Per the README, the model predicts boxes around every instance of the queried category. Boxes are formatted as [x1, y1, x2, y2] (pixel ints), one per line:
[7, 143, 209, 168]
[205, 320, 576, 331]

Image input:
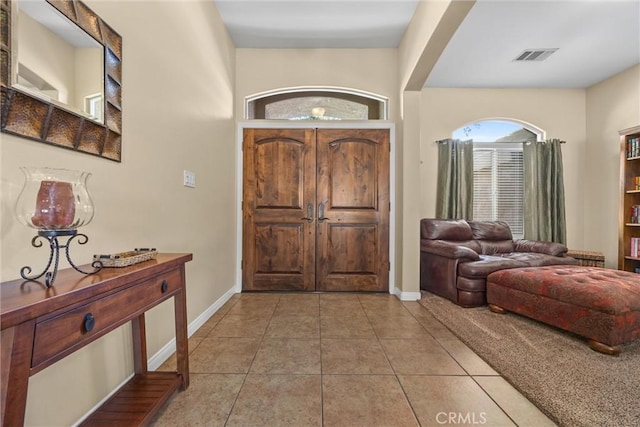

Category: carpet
[418, 292, 640, 427]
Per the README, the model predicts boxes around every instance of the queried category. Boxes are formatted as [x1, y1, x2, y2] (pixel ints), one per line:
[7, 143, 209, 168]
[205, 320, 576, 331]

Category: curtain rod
[434, 139, 566, 143]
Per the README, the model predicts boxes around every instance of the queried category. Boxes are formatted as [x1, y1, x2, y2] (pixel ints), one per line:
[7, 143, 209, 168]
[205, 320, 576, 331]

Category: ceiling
[426, 0, 640, 88]
[213, 0, 640, 89]
[213, 0, 420, 48]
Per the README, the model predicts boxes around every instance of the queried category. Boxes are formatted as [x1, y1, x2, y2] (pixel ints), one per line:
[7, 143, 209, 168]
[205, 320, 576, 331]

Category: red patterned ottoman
[486, 266, 640, 355]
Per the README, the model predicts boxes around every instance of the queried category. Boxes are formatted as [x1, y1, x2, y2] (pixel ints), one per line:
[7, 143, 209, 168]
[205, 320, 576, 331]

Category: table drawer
[32, 268, 182, 369]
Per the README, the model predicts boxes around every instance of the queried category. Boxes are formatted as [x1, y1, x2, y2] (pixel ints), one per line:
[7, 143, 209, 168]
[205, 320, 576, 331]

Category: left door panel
[242, 128, 317, 291]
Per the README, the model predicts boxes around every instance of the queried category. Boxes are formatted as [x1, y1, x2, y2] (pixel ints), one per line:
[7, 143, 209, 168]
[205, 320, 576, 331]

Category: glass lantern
[15, 167, 101, 287]
[16, 167, 95, 233]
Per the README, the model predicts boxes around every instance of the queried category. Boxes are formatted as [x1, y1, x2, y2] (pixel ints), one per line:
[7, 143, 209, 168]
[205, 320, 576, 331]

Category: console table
[1, 253, 192, 426]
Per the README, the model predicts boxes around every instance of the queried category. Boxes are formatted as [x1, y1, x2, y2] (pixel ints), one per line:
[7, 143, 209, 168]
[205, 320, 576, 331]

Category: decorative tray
[93, 248, 157, 268]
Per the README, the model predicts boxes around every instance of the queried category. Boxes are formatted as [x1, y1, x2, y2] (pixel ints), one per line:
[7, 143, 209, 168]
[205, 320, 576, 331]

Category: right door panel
[315, 129, 390, 292]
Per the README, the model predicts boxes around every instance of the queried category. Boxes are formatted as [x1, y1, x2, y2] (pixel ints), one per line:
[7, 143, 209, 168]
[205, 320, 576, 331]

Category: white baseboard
[148, 285, 237, 371]
[392, 288, 421, 301]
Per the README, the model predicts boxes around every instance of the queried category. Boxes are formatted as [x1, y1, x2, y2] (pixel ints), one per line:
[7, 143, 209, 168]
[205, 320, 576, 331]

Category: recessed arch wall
[419, 87, 587, 255]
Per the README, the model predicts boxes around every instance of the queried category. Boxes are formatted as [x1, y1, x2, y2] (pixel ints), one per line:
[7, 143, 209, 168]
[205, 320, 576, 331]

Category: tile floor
[153, 293, 555, 426]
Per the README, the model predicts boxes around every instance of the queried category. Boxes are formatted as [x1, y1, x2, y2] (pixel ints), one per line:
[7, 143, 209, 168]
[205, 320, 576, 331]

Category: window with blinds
[473, 143, 524, 238]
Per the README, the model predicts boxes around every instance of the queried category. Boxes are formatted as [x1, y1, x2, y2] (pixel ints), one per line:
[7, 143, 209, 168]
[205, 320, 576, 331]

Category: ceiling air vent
[513, 48, 558, 62]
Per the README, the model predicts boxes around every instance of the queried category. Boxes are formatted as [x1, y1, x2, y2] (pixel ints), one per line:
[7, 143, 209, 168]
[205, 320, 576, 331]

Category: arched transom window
[246, 89, 387, 120]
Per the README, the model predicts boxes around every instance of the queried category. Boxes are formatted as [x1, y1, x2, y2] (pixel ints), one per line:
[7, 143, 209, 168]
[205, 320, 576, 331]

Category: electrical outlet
[183, 170, 196, 188]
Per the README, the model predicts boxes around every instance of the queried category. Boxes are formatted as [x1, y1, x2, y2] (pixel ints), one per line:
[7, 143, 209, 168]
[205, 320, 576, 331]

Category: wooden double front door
[242, 128, 390, 292]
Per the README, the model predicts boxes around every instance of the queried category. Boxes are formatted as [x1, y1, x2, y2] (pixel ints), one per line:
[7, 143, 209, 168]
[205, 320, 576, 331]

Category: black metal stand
[20, 230, 102, 288]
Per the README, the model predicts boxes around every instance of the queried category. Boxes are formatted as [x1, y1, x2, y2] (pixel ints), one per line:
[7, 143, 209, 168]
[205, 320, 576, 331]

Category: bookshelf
[619, 125, 640, 272]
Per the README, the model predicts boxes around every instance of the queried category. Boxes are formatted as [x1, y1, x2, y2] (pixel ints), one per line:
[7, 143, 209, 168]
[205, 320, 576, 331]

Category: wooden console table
[1, 253, 192, 426]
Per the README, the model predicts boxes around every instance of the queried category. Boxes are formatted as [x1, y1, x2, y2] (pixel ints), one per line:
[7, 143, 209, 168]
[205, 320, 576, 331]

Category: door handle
[301, 203, 314, 223]
[318, 202, 331, 223]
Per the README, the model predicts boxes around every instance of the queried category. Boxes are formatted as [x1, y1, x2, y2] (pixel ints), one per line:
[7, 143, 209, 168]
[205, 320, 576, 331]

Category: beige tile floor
[153, 293, 556, 426]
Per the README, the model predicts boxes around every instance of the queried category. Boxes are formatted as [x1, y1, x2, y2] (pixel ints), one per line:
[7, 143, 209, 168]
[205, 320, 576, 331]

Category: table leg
[174, 289, 189, 389]
[1, 321, 35, 427]
[131, 313, 148, 375]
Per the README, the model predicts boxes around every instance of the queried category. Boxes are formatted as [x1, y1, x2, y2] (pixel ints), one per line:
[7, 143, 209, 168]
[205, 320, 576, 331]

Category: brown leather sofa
[420, 218, 579, 307]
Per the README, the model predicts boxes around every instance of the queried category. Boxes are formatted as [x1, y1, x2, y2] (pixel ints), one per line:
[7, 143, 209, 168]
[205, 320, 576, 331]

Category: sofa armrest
[421, 240, 480, 261]
[514, 239, 568, 257]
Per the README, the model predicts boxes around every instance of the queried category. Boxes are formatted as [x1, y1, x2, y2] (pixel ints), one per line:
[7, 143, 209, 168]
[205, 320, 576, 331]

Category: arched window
[453, 119, 543, 239]
[453, 119, 543, 142]
[245, 88, 388, 120]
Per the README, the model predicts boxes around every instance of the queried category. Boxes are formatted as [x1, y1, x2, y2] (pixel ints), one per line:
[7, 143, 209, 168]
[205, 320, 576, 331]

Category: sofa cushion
[456, 240, 483, 254]
[478, 240, 515, 254]
[421, 219, 473, 241]
[500, 252, 579, 267]
[469, 220, 513, 240]
[458, 255, 528, 279]
[514, 239, 568, 257]
[421, 240, 481, 260]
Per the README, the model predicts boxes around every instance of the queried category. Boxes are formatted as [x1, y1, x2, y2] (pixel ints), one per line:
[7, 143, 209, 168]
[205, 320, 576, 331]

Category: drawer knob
[83, 313, 95, 333]
[161, 280, 169, 293]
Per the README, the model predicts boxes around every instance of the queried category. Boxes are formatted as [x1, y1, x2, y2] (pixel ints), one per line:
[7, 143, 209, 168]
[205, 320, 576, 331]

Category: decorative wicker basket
[566, 249, 605, 268]
[93, 248, 157, 268]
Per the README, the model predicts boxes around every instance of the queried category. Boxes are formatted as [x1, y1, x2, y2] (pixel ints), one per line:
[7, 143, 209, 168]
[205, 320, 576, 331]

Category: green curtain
[435, 139, 473, 219]
[523, 138, 567, 244]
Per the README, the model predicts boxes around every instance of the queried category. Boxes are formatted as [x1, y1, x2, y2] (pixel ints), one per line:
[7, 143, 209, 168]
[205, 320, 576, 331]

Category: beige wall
[399, 0, 449, 92]
[396, 91, 421, 294]
[235, 48, 399, 120]
[586, 64, 640, 266]
[395, 1, 473, 295]
[420, 88, 588, 251]
[0, 1, 236, 425]
[398, 0, 474, 92]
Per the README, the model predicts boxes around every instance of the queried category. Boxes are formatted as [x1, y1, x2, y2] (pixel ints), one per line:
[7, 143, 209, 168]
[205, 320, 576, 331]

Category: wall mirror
[0, 0, 122, 161]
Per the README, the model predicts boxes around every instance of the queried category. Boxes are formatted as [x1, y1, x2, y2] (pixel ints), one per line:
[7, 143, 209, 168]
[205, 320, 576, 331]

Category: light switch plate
[183, 170, 196, 188]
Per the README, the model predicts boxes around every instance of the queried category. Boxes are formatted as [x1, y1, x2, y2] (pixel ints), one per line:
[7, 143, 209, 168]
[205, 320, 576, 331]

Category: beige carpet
[419, 292, 640, 427]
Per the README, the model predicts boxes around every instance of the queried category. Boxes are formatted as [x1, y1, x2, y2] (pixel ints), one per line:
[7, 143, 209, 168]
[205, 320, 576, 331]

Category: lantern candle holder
[15, 167, 102, 287]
